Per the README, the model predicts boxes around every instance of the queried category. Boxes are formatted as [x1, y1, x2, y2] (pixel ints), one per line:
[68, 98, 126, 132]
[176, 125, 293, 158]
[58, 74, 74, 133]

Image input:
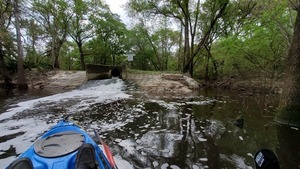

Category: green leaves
[0, 0, 294, 82]
[211, 0, 291, 80]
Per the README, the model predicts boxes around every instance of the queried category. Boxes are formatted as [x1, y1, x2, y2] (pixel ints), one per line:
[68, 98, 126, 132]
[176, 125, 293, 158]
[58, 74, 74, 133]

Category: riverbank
[200, 77, 283, 95]
[126, 70, 200, 97]
[26, 70, 86, 92]
[24, 70, 200, 96]
[10, 70, 282, 96]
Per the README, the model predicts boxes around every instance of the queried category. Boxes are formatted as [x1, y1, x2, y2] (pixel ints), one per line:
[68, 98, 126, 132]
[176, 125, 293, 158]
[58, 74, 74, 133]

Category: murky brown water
[0, 81, 299, 169]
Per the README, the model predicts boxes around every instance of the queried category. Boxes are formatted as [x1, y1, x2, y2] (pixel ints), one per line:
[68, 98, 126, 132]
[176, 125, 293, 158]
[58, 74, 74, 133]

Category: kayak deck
[34, 131, 84, 158]
[8, 120, 112, 169]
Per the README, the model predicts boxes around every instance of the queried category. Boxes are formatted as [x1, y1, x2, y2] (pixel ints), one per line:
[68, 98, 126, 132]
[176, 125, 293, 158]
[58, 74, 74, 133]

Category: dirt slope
[127, 73, 199, 97]
[28, 70, 86, 91]
[26, 70, 200, 97]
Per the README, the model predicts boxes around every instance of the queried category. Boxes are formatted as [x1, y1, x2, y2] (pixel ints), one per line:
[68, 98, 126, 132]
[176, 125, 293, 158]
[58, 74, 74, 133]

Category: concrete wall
[85, 64, 126, 80]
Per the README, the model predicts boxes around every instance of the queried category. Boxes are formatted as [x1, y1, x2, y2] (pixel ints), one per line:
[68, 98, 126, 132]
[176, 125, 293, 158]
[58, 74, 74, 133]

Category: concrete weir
[85, 64, 126, 80]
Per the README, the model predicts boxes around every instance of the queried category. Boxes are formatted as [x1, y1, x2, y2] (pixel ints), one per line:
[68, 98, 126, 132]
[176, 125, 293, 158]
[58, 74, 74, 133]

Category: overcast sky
[105, 0, 130, 25]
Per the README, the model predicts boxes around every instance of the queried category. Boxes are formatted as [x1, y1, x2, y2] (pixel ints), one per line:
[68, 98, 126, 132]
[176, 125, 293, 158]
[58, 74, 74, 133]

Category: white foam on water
[161, 163, 170, 169]
[0, 118, 53, 168]
[0, 119, 51, 144]
[0, 79, 131, 168]
[0, 79, 130, 121]
[199, 158, 208, 162]
[0, 156, 15, 169]
[170, 165, 180, 169]
[247, 153, 254, 158]
[291, 127, 299, 130]
[118, 139, 136, 155]
[114, 154, 134, 169]
[149, 99, 215, 112]
[185, 100, 214, 105]
[220, 154, 253, 169]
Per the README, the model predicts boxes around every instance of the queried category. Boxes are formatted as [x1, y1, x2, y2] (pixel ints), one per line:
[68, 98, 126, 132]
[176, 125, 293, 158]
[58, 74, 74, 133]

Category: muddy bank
[26, 70, 200, 97]
[26, 70, 86, 91]
[126, 72, 200, 98]
[4, 70, 282, 96]
[199, 77, 283, 95]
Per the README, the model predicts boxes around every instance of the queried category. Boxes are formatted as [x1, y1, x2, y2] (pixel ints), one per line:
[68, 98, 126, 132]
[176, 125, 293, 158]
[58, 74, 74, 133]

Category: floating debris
[239, 136, 244, 141]
[291, 127, 299, 131]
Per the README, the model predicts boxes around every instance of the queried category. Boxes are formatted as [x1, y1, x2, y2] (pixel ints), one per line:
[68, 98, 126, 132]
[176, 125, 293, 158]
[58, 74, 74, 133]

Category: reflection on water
[277, 125, 300, 169]
[75, 90, 299, 168]
[0, 81, 299, 168]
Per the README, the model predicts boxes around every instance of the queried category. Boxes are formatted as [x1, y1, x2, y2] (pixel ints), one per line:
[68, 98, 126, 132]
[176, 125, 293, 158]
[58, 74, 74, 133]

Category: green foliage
[209, 0, 292, 82]
[0, 0, 295, 86]
[211, 37, 254, 78]
[86, 9, 128, 66]
[59, 42, 81, 70]
[126, 19, 180, 71]
[0, 0, 16, 66]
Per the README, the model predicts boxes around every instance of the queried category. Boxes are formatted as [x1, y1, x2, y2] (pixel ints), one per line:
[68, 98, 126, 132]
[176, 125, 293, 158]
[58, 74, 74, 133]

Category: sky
[105, 0, 130, 25]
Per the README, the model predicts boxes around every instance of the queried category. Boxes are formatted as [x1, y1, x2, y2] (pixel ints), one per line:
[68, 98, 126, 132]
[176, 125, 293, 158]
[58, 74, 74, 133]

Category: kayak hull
[7, 120, 112, 169]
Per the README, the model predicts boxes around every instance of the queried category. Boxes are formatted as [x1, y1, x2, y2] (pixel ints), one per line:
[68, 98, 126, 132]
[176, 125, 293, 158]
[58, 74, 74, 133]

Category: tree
[0, 0, 14, 87]
[126, 0, 228, 76]
[154, 21, 179, 70]
[128, 18, 179, 71]
[183, 0, 228, 76]
[68, 0, 92, 70]
[23, 18, 47, 68]
[276, 1, 300, 127]
[208, 0, 290, 84]
[87, 6, 128, 66]
[32, 0, 71, 69]
[198, 0, 257, 80]
[125, 25, 155, 70]
[14, 0, 27, 89]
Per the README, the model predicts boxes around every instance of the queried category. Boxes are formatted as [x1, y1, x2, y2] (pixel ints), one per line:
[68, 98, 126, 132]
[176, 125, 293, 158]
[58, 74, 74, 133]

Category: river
[0, 79, 299, 169]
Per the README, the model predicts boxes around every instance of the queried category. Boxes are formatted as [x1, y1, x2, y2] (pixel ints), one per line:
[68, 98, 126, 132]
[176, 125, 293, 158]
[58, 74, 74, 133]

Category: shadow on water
[0, 81, 299, 168]
[276, 125, 300, 169]
[0, 132, 25, 158]
[0, 88, 61, 114]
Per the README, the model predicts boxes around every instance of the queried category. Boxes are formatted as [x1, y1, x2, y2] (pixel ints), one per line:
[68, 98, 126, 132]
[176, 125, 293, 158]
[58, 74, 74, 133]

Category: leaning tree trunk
[275, 6, 300, 127]
[14, 0, 28, 90]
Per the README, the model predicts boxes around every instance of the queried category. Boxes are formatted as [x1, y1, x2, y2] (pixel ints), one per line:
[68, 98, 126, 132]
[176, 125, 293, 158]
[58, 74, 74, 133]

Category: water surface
[0, 80, 299, 168]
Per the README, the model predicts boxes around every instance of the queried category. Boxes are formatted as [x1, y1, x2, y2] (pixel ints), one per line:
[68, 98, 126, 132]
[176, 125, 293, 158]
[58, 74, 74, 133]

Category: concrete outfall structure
[85, 64, 126, 80]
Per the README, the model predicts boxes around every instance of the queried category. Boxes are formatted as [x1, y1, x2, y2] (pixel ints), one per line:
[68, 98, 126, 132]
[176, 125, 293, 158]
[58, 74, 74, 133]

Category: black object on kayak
[254, 149, 280, 169]
[7, 157, 33, 169]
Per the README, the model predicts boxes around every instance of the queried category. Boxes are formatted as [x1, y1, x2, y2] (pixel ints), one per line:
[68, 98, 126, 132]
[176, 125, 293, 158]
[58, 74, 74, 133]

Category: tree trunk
[53, 53, 60, 69]
[275, 7, 300, 127]
[178, 25, 183, 71]
[52, 36, 66, 69]
[205, 56, 209, 81]
[112, 54, 116, 66]
[51, 32, 57, 69]
[182, 1, 228, 77]
[182, 2, 191, 76]
[77, 41, 85, 70]
[53, 37, 67, 69]
[14, 0, 27, 90]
